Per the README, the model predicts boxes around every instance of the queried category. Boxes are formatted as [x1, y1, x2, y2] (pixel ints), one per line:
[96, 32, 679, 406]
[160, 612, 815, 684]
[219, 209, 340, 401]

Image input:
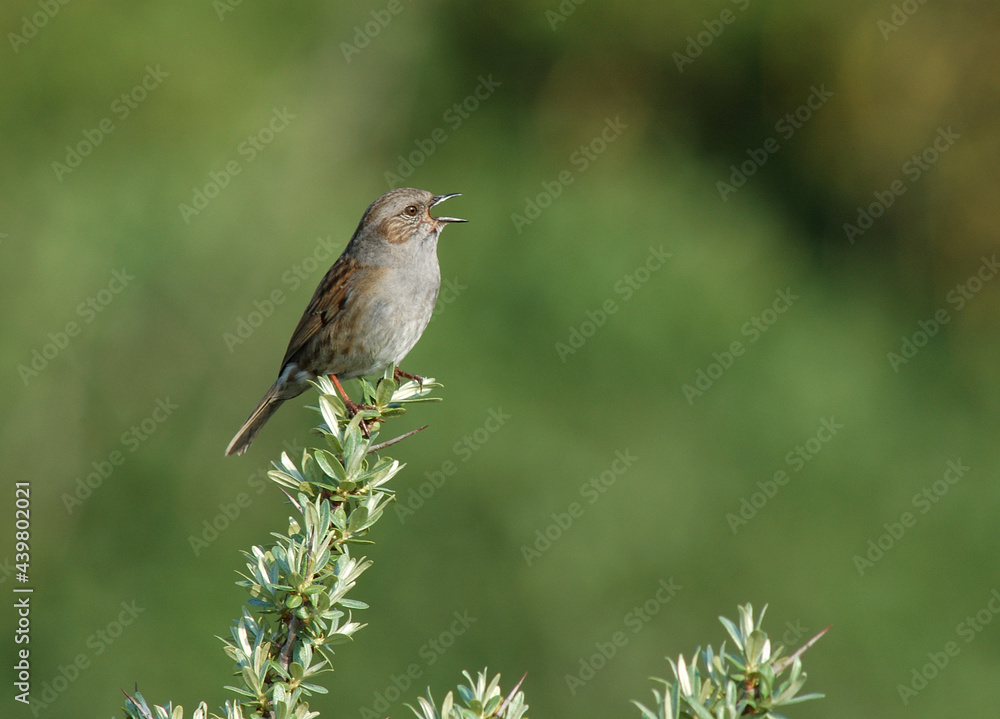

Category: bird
[225, 188, 465, 456]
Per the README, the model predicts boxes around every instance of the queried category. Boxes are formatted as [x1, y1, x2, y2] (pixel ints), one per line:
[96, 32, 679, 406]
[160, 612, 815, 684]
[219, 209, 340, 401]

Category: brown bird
[225, 188, 465, 456]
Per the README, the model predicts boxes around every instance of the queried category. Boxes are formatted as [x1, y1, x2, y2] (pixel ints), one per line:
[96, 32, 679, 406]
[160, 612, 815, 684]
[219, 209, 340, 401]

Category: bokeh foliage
[1, 1, 998, 718]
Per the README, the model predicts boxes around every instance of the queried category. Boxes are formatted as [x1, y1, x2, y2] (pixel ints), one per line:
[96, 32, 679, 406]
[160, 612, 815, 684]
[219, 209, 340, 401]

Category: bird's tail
[225, 381, 287, 456]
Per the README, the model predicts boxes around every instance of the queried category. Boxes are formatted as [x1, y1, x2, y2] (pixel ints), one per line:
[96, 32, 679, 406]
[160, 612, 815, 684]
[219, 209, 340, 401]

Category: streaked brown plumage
[225, 188, 465, 456]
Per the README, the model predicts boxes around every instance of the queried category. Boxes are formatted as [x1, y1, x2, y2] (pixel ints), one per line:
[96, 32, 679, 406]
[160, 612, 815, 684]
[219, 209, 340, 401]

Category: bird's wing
[280, 255, 361, 368]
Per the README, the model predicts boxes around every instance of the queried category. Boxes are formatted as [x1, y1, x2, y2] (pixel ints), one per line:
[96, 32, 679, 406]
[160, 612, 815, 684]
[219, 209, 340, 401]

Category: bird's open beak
[430, 193, 467, 224]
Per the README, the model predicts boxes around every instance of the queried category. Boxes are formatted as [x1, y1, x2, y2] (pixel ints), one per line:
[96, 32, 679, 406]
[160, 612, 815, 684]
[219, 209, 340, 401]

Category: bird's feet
[345, 401, 383, 438]
[328, 374, 381, 436]
[394, 368, 425, 387]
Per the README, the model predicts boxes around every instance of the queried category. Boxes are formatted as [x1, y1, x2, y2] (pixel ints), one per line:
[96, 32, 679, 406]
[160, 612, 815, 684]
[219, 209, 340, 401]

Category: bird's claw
[393, 368, 425, 387]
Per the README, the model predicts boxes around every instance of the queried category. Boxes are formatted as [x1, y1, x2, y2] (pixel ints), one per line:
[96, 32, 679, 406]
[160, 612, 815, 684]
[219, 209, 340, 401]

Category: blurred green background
[2, 1, 998, 717]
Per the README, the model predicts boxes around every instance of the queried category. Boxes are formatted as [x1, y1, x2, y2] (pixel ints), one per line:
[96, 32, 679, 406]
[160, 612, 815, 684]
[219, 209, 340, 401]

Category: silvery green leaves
[313, 367, 442, 437]
[120, 370, 445, 719]
[217, 374, 438, 717]
[633, 604, 825, 719]
[293, 369, 441, 465]
[408, 670, 529, 719]
[120, 690, 212, 719]
[269, 445, 399, 526]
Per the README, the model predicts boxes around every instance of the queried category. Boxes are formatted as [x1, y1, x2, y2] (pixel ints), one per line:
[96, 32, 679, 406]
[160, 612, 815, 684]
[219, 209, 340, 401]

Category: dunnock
[225, 188, 465, 456]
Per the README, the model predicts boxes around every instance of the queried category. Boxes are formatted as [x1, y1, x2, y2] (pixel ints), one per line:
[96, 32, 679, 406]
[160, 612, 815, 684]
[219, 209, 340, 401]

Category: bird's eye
[405, 205, 419, 216]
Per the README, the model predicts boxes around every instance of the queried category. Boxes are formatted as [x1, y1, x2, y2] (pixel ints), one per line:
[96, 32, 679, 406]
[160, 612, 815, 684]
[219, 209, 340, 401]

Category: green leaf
[719, 615, 744, 652]
[683, 698, 716, 719]
[299, 681, 329, 695]
[314, 592, 332, 613]
[483, 694, 502, 716]
[331, 503, 348, 529]
[319, 394, 345, 430]
[338, 597, 369, 609]
[632, 700, 660, 719]
[347, 506, 370, 533]
[301, 453, 322, 485]
[325, 632, 357, 645]
[325, 431, 344, 456]
[314, 450, 346, 482]
[240, 665, 263, 694]
[375, 378, 398, 407]
[745, 630, 769, 665]
[776, 692, 824, 706]
[457, 683, 474, 704]
[344, 441, 366, 478]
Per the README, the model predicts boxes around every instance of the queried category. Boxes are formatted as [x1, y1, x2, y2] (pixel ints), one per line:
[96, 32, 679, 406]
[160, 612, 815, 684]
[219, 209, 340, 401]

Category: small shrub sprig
[119, 370, 526, 719]
[407, 670, 529, 719]
[117, 370, 822, 719]
[632, 604, 826, 719]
